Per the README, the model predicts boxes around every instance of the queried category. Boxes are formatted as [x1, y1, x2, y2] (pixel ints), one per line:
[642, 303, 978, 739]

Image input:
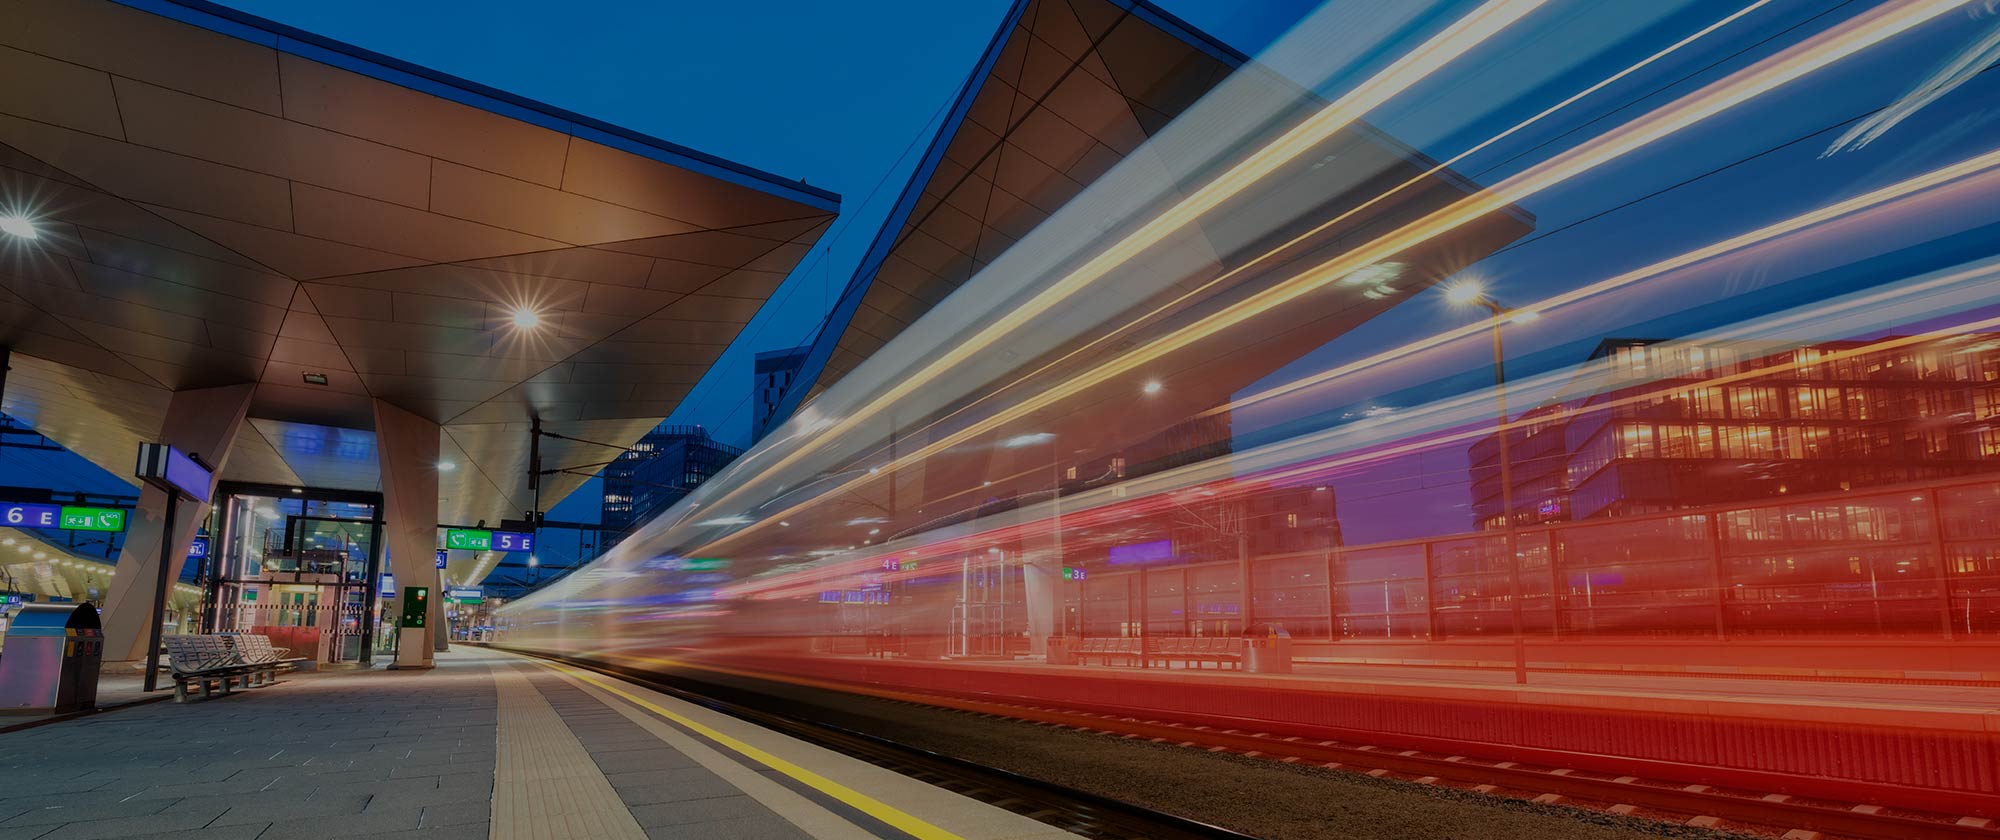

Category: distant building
[1471, 336, 2000, 529]
[752, 346, 810, 442]
[601, 426, 744, 544]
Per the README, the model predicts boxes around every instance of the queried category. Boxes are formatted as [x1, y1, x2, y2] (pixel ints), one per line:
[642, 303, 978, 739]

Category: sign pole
[141, 491, 177, 693]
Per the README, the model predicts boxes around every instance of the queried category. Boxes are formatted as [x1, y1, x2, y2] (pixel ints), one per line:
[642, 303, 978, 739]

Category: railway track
[509, 648, 2000, 840]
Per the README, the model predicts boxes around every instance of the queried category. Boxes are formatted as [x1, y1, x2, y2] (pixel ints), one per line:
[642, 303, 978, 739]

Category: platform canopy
[773, 0, 1246, 417]
[0, 0, 838, 524]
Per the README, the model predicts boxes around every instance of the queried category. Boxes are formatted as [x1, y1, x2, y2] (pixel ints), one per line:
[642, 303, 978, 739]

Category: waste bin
[0, 603, 104, 713]
[1244, 626, 1293, 674]
[1046, 636, 1077, 665]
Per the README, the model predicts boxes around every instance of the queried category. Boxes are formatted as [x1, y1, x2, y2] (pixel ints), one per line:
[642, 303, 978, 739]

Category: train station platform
[0, 648, 1077, 840]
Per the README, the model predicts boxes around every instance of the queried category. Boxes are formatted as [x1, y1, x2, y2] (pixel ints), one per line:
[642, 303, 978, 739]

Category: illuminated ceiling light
[778, 521, 790, 527]
[0, 214, 38, 240]
[527, 555, 538, 567]
[867, 528, 880, 535]
[1142, 381, 1163, 395]
[302, 372, 329, 386]
[1442, 279, 1487, 306]
[436, 461, 456, 471]
[510, 307, 541, 329]
[0, 538, 11, 546]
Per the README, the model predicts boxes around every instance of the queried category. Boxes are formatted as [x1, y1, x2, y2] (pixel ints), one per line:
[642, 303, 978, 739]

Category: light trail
[730, 256, 2000, 599]
[700, 0, 1556, 511]
[1213, 143, 2000, 414]
[689, 0, 1965, 559]
[767, 0, 1776, 516]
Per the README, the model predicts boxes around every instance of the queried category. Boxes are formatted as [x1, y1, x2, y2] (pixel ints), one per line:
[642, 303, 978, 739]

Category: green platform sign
[444, 528, 491, 551]
[60, 507, 125, 532]
[682, 558, 730, 571]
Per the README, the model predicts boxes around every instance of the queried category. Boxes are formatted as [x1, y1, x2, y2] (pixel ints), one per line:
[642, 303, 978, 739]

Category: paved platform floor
[0, 648, 1074, 840]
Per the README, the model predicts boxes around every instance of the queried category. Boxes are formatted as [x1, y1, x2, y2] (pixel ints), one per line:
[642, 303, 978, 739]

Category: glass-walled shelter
[200, 483, 386, 665]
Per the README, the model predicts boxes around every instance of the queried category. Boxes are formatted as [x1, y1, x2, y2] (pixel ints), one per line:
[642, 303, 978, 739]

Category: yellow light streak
[690, 0, 1959, 558]
[709, 0, 1554, 509]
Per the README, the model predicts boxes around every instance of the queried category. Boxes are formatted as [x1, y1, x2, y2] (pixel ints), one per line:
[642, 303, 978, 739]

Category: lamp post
[1444, 281, 1538, 684]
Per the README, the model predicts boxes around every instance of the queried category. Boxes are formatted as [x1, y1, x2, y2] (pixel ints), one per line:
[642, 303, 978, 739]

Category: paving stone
[32, 809, 226, 840]
[610, 773, 745, 806]
[0, 798, 177, 828]
[420, 800, 489, 827]
[348, 823, 490, 840]
[118, 825, 271, 840]
[642, 814, 812, 840]
[627, 794, 772, 827]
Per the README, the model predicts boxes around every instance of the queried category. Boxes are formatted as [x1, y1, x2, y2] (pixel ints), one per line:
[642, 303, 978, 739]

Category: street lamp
[1444, 280, 1537, 684]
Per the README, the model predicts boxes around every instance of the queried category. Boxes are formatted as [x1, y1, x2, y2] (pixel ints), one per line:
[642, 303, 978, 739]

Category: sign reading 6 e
[2, 503, 60, 528]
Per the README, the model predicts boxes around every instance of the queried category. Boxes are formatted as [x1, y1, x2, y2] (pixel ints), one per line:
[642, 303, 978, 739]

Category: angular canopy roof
[771, 0, 1242, 418]
[0, 0, 837, 523]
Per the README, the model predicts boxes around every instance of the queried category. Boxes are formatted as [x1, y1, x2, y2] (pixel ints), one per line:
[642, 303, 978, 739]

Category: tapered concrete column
[103, 384, 255, 663]
[373, 398, 444, 666]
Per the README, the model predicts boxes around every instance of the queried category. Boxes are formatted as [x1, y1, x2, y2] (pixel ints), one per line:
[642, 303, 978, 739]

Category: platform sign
[435, 549, 449, 569]
[1063, 566, 1086, 581]
[1, 503, 60, 528]
[59, 507, 125, 532]
[188, 537, 209, 559]
[490, 531, 534, 552]
[379, 573, 396, 598]
[447, 587, 482, 604]
[443, 528, 490, 551]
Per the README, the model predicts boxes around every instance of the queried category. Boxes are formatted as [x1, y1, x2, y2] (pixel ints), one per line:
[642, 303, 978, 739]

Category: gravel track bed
[657, 666, 1764, 840]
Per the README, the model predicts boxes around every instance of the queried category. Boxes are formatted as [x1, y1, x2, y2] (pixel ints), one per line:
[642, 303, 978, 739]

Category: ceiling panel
[0, 0, 837, 525]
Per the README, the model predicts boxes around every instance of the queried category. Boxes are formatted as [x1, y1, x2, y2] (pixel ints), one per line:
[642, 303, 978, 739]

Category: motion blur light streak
[707, 0, 1553, 510]
[699, 0, 1955, 557]
[1219, 143, 2000, 415]
[502, 0, 2000, 825]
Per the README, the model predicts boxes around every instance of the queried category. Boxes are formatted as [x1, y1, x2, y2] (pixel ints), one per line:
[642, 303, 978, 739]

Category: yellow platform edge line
[527, 658, 969, 840]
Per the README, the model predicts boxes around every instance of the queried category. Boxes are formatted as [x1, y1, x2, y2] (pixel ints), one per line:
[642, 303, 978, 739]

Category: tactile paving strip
[491, 662, 649, 840]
